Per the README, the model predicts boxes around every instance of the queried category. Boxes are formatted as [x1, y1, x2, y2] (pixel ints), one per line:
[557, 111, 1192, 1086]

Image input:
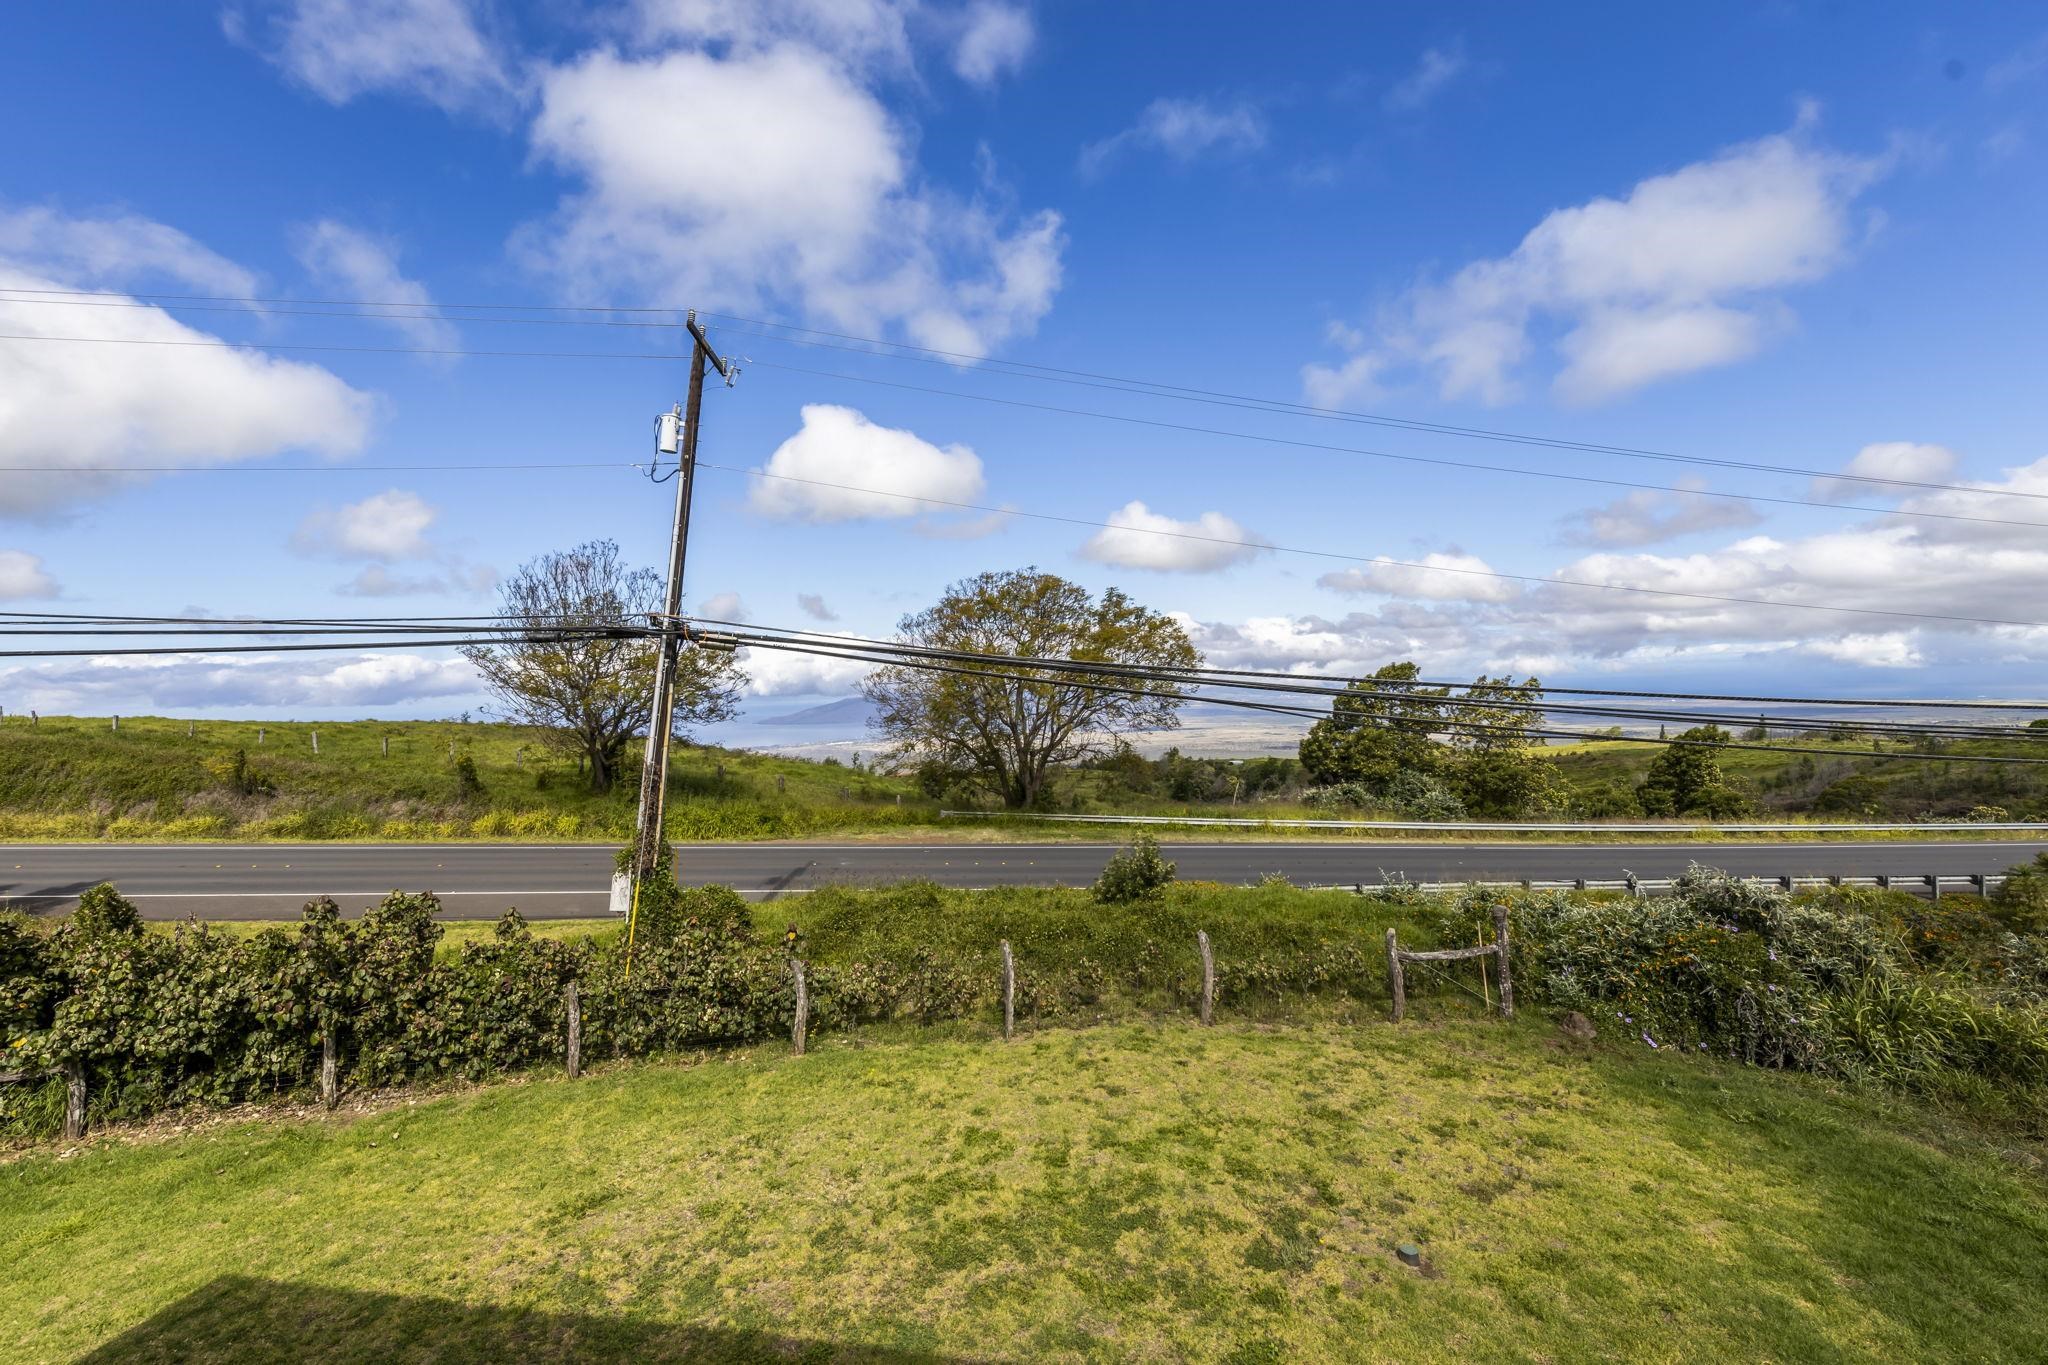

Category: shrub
[1093, 834, 1177, 903]
[71, 883, 141, 938]
[1992, 852, 2048, 934]
[453, 755, 485, 798]
[1384, 770, 1467, 820]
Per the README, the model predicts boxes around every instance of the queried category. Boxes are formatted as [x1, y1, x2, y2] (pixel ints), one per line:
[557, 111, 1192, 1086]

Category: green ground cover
[4, 715, 2041, 846]
[4, 1019, 2045, 1363]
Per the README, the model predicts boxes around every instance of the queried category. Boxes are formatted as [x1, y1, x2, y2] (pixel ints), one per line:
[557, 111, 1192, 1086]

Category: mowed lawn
[4, 1021, 2046, 1364]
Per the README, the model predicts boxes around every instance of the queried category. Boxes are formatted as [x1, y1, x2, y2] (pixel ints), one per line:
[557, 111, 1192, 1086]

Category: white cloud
[1562, 482, 1764, 547]
[1079, 97, 1266, 177]
[293, 220, 457, 350]
[1811, 633, 1922, 668]
[797, 592, 838, 621]
[1295, 453, 2048, 674]
[1300, 352, 1385, 409]
[225, 0, 511, 113]
[0, 263, 375, 518]
[294, 489, 437, 561]
[951, 2, 1033, 86]
[749, 404, 988, 527]
[341, 563, 496, 597]
[519, 42, 1063, 357]
[698, 590, 748, 622]
[739, 641, 872, 697]
[0, 550, 57, 600]
[1384, 40, 1467, 113]
[1313, 113, 1890, 405]
[1811, 441, 1959, 501]
[0, 650, 480, 711]
[0, 206, 258, 296]
[1318, 552, 1521, 603]
[633, 0, 915, 74]
[1077, 501, 1266, 573]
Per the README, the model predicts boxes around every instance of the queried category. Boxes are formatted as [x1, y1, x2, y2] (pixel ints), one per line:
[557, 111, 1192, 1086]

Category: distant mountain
[770, 696, 878, 728]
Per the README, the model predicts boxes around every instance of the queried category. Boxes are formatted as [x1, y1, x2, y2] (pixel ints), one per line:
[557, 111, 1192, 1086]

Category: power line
[722, 631, 2048, 765]
[704, 617, 2048, 712]
[694, 464, 2048, 631]
[5, 327, 2043, 531]
[3, 286, 2028, 506]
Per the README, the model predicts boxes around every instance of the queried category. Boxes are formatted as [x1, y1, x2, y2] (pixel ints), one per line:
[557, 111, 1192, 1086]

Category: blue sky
[2, 1, 2047, 732]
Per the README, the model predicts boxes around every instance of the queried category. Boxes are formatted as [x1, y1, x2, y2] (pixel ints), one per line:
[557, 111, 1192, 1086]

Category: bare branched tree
[862, 568, 1200, 809]
[462, 540, 743, 793]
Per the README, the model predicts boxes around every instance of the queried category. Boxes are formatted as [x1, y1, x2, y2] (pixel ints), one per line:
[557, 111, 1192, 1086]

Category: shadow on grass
[82, 1275, 995, 1364]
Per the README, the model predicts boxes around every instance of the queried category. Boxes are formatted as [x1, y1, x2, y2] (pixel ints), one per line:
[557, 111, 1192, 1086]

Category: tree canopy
[461, 540, 743, 793]
[862, 568, 1200, 809]
[1637, 725, 1747, 817]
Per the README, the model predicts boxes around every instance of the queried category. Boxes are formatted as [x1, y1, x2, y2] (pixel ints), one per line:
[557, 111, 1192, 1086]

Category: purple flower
[1624, 1014, 1634, 1024]
[1767, 984, 1781, 994]
[1767, 948, 1778, 962]
[1697, 1043, 1707, 1051]
[1641, 1032, 1659, 1049]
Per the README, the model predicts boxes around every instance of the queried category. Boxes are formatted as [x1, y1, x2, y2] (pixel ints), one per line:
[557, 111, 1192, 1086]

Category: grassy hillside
[0, 715, 925, 842]
[4, 1020, 2044, 1362]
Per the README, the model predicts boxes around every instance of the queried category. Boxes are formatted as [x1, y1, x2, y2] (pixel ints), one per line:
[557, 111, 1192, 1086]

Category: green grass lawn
[4, 1019, 2044, 1363]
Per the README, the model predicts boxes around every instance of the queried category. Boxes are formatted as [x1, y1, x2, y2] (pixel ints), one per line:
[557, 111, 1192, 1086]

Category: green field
[2, 714, 2042, 846]
[5, 1019, 2045, 1363]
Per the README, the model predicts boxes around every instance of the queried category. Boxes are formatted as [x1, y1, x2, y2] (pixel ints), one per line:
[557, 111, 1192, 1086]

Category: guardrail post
[1491, 905, 1514, 1020]
[564, 981, 582, 1079]
[1000, 940, 1015, 1041]
[1929, 874, 1941, 903]
[1876, 874, 1890, 890]
[1972, 874, 1986, 896]
[63, 1061, 86, 1140]
[1385, 928, 1406, 1023]
[1196, 931, 1215, 1026]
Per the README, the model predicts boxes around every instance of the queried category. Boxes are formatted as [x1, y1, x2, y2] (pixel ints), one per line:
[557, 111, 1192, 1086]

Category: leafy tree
[862, 569, 1199, 809]
[1440, 673, 1565, 817]
[1638, 725, 1748, 817]
[1298, 662, 1450, 788]
[462, 540, 743, 794]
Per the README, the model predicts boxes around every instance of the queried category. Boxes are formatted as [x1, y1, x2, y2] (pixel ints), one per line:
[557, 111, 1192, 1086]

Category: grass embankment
[4, 716, 2041, 847]
[0, 716, 923, 843]
[5, 1020, 2045, 1362]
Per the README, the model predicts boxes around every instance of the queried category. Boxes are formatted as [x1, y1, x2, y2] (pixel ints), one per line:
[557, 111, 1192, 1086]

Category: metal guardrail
[1304, 873, 2009, 900]
[938, 810, 2048, 834]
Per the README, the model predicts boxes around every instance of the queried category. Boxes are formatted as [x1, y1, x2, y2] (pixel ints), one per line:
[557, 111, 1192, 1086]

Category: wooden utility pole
[631, 311, 734, 885]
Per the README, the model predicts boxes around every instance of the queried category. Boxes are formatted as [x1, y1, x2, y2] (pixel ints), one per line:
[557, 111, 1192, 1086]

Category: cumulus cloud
[224, 0, 511, 113]
[698, 590, 748, 622]
[1077, 501, 1266, 573]
[749, 404, 989, 528]
[0, 550, 57, 600]
[739, 641, 873, 697]
[1309, 112, 1891, 406]
[632, 0, 915, 74]
[292, 489, 493, 595]
[1079, 97, 1266, 177]
[797, 592, 838, 621]
[1293, 453, 2048, 675]
[1383, 40, 1467, 113]
[0, 206, 258, 297]
[1811, 441, 1959, 502]
[518, 41, 1063, 357]
[1986, 33, 2048, 92]
[0, 271, 375, 518]
[950, 2, 1033, 86]
[294, 489, 438, 561]
[293, 220, 457, 350]
[1318, 552, 1521, 603]
[0, 650, 480, 711]
[1562, 482, 1765, 547]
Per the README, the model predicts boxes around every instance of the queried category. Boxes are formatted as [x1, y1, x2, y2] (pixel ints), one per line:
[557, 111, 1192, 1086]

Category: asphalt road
[4, 839, 2044, 920]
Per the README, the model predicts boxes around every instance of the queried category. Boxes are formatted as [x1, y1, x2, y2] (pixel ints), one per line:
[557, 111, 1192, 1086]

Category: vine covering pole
[1000, 940, 1015, 1041]
[1491, 904, 1515, 1019]
[1385, 928, 1406, 1023]
[1197, 930, 1215, 1026]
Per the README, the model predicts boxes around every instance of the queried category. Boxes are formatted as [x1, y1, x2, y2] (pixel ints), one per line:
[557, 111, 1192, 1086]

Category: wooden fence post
[564, 981, 582, 1079]
[1000, 940, 1015, 1041]
[311, 730, 319, 755]
[111, 715, 118, 732]
[63, 1061, 86, 1140]
[382, 736, 389, 758]
[1491, 904, 1514, 1020]
[257, 727, 264, 744]
[320, 1016, 338, 1111]
[1196, 930, 1215, 1026]
[776, 775, 786, 794]
[187, 719, 194, 739]
[790, 961, 810, 1055]
[1385, 928, 1406, 1023]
